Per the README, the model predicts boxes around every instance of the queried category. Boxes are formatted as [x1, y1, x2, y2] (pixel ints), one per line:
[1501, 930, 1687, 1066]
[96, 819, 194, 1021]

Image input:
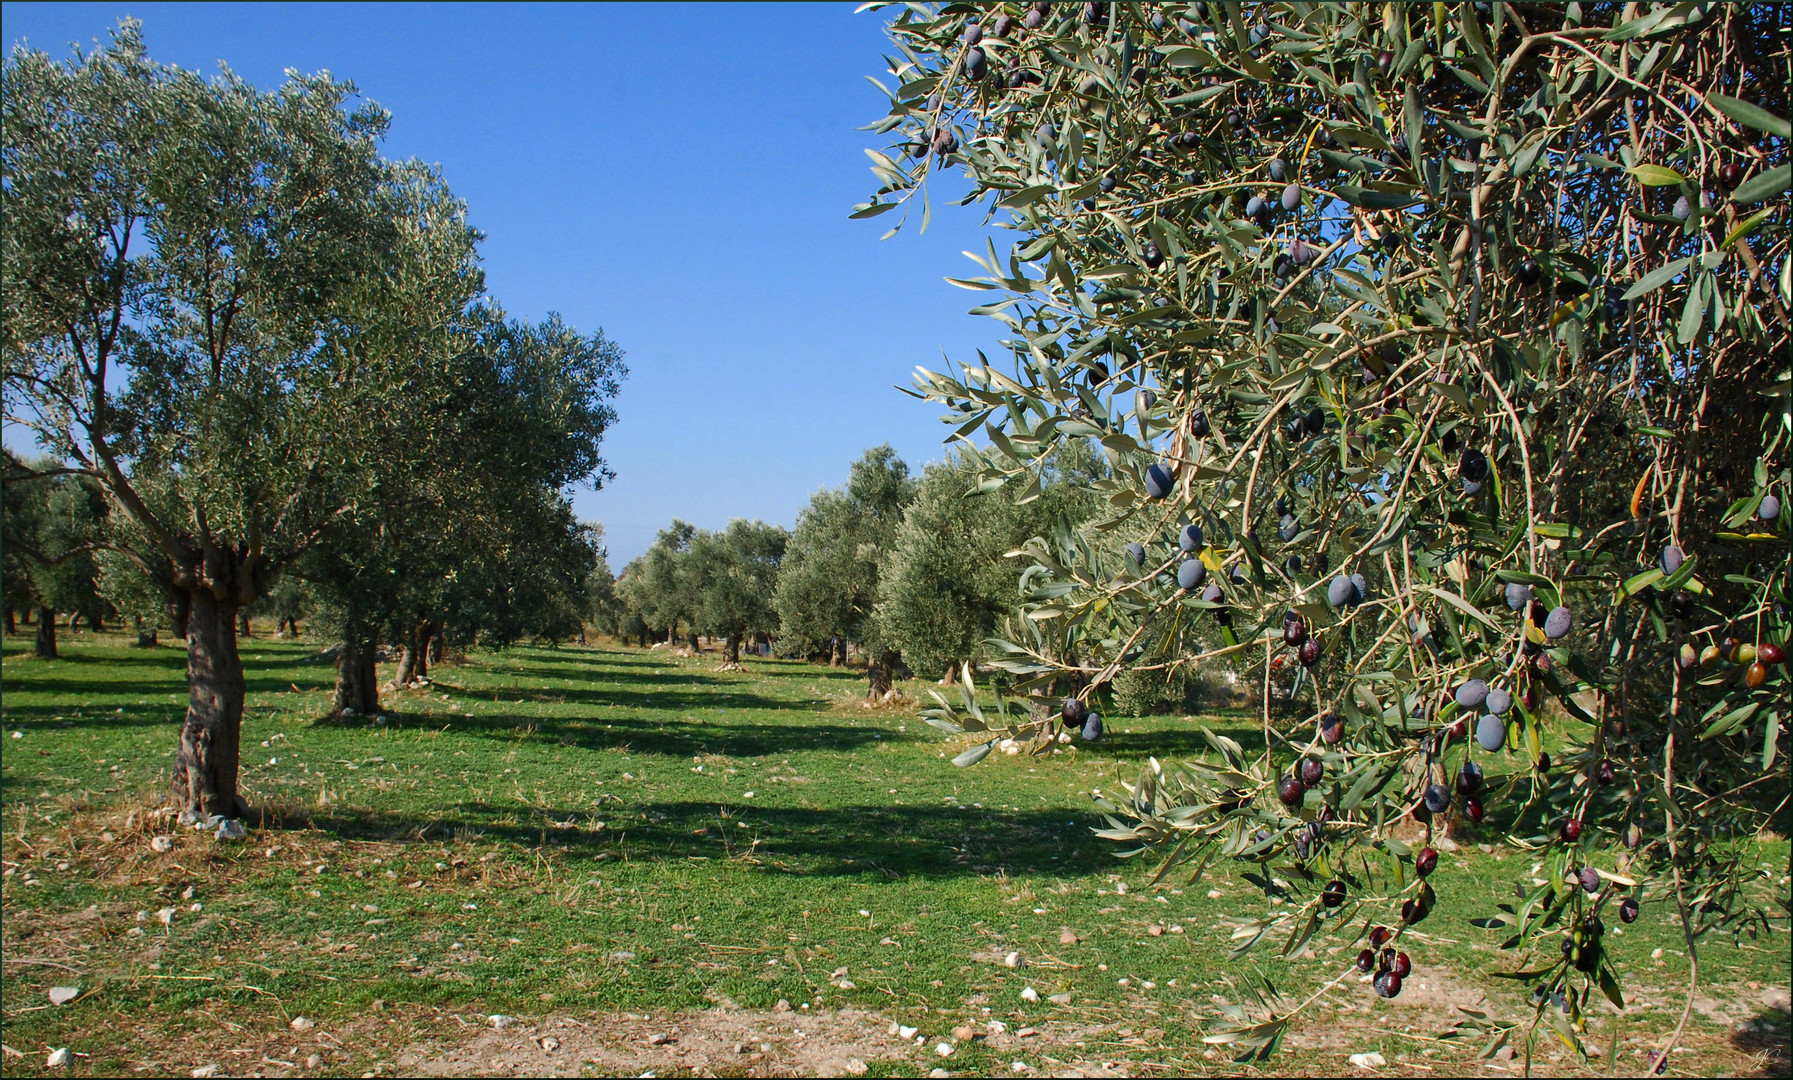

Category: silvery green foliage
[862, 1, 1789, 1060]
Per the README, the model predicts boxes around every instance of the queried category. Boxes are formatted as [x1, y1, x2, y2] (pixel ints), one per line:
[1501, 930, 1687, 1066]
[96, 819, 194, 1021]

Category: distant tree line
[585, 442, 1108, 698]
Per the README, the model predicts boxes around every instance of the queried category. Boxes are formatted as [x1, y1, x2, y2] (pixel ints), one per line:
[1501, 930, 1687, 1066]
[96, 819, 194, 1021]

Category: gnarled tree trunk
[866, 648, 900, 699]
[238, 610, 252, 637]
[171, 591, 248, 821]
[334, 637, 379, 716]
[4, 609, 14, 635]
[426, 626, 443, 665]
[725, 633, 741, 664]
[34, 606, 57, 658]
[831, 637, 848, 667]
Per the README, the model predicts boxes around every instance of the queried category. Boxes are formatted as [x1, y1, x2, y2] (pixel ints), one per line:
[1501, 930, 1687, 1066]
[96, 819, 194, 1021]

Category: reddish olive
[1299, 758, 1325, 786]
[1401, 898, 1426, 925]
[1374, 971, 1403, 998]
[1368, 925, 1391, 947]
[1597, 759, 1617, 785]
[1279, 776, 1307, 807]
[1416, 847, 1438, 877]
[1298, 638, 1322, 667]
[1463, 797, 1485, 824]
[1320, 712, 1345, 744]
[1562, 818, 1583, 842]
[1284, 618, 1307, 647]
[1356, 948, 1376, 972]
[1447, 717, 1468, 739]
[1322, 880, 1347, 907]
[1746, 662, 1768, 689]
[1620, 897, 1640, 923]
[1392, 951, 1412, 978]
[1719, 162, 1745, 189]
[1760, 641, 1787, 665]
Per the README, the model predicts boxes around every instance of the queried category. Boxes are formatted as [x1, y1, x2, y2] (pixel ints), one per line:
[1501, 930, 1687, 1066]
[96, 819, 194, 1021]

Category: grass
[1, 633, 1787, 1077]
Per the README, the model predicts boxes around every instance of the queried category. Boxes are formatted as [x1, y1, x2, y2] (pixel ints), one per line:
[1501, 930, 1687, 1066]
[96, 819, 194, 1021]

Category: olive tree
[864, 1, 1788, 1061]
[2, 23, 483, 822]
[773, 446, 917, 690]
[690, 519, 789, 665]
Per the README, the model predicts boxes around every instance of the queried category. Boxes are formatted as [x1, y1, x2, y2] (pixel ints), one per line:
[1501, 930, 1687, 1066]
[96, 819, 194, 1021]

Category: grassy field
[1, 633, 1787, 1077]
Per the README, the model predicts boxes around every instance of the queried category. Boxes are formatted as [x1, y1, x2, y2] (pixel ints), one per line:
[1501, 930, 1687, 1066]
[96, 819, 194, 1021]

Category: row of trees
[2, 24, 623, 822]
[595, 442, 1105, 695]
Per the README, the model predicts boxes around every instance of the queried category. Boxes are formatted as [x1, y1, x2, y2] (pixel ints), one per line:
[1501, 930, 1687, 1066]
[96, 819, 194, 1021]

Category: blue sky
[3, 2, 1002, 566]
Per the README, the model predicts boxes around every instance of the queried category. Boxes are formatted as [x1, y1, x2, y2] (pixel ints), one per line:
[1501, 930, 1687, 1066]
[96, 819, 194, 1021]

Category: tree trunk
[426, 627, 443, 665]
[170, 591, 248, 821]
[667, 624, 677, 646]
[393, 642, 418, 687]
[136, 630, 159, 648]
[414, 621, 434, 681]
[831, 637, 848, 667]
[34, 606, 57, 659]
[688, 631, 699, 651]
[725, 633, 741, 664]
[867, 648, 900, 699]
[87, 611, 103, 633]
[5, 608, 16, 635]
[167, 589, 190, 640]
[238, 610, 252, 637]
[334, 636, 380, 716]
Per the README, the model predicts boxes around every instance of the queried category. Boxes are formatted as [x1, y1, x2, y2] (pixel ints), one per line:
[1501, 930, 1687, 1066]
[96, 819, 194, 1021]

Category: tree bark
[34, 605, 57, 659]
[414, 620, 434, 681]
[393, 642, 418, 687]
[831, 637, 848, 667]
[87, 611, 103, 633]
[426, 627, 443, 665]
[866, 648, 901, 699]
[334, 636, 380, 716]
[166, 589, 190, 640]
[4, 608, 15, 635]
[725, 633, 741, 664]
[170, 591, 248, 821]
[238, 610, 252, 637]
[688, 631, 699, 651]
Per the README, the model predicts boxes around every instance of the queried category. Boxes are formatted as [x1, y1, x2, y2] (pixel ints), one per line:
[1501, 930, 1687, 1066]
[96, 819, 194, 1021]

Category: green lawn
[2, 635, 1787, 1077]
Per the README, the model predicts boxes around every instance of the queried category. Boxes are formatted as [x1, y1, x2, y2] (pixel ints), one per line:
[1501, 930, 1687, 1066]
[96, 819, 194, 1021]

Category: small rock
[937, 1042, 956, 1057]
[47, 1048, 71, 1068]
[290, 1016, 314, 1031]
[1020, 987, 1040, 1003]
[157, 907, 176, 925]
[836, 979, 857, 989]
[1003, 951, 1023, 968]
[1764, 986, 1792, 1013]
[305, 1055, 322, 1068]
[953, 1025, 977, 1041]
[733, 1043, 751, 1054]
[488, 1015, 513, 1030]
[774, 999, 793, 1013]
[610, 950, 636, 961]
[832, 966, 849, 978]
[844, 1059, 868, 1075]
[1495, 1046, 1516, 1061]
[191, 1066, 219, 1079]
[898, 1025, 919, 1039]
[1048, 992, 1073, 1005]
[645, 1033, 671, 1046]
[214, 819, 246, 841]
[1348, 1051, 1386, 1069]
[1059, 930, 1079, 945]
[879, 936, 898, 946]
[1148, 924, 1164, 937]
[150, 836, 174, 853]
[48, 986, 79, 1006]
[540, 1037, 560, 1052]
[930, 1071, 953, 1079]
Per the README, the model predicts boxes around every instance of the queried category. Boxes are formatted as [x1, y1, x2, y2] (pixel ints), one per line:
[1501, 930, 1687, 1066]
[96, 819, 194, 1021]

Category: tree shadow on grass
[322, 708, 895, 760]
[256, 797, 1120, 881]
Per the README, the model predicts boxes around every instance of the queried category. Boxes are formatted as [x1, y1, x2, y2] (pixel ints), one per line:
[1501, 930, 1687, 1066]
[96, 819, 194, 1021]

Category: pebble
[952, 1025, 976, 1041]
[48, 986, 79, 1006]
[930, 1069, 953, 1078]
[898, 1025, 919, 1039]
[191, 1066, 219, 1078]
[289, 1016, 314, 1031]
[1349, 1051, 1387, 1068]
[645, 1033, 671, 1046]
[150, 836, 174, 853]
[1058, 930, 1079, 944]
[937, 1042, 955, 1056]
[1020, 987, 1040, 1003]
[305, 1055, 322, 1069]
[1003, 951, 1023, 968]
[611, 951, 636, 961]
[1048, 993, 1073, 1005]
[488, 1015, 513, 1030]
[47, 1048, 70, 1068]
[157, 907, 176, 925]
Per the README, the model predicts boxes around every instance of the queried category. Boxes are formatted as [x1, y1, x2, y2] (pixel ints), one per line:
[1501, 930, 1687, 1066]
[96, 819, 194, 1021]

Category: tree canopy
[865, 0, 1789, 1055]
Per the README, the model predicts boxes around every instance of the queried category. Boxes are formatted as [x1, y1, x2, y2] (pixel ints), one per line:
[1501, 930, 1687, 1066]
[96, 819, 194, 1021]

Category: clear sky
[2, 2, 1003, 566]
